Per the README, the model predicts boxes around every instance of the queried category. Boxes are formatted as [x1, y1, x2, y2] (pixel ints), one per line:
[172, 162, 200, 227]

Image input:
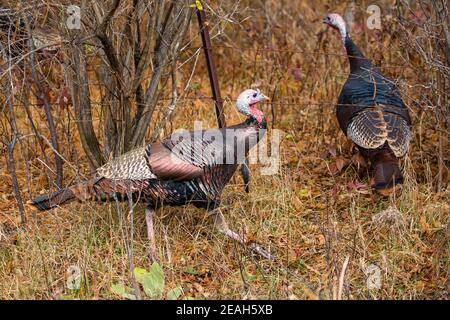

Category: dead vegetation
[0, 0, 448, 299]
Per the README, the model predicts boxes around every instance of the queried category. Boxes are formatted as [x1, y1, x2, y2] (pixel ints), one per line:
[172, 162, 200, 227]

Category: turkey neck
[225, 115, 267, 162]
[200, 115, 267, 198]
[344, 34, 372, 73]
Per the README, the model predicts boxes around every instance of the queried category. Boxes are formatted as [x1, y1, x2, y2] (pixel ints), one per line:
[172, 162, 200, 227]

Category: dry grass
[0, 0, 449, 299]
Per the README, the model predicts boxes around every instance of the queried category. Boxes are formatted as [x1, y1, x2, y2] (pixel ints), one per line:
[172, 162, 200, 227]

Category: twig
[3, 23, 26, 224]
[130, 2, 191, 148]
[5, 85, 26, 224]
[127, 197, 142, 300]
[24, 14, 63, 188]
[150, 58, 178, 142]
[113, 196, 141, 300]
[337, 255, 350, 300]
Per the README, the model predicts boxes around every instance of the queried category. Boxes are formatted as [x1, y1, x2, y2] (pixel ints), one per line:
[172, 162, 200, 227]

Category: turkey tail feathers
[30, 188, 76, 211]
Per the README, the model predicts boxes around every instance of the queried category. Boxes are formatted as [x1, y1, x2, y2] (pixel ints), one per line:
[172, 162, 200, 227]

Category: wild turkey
[30, 88, 273, 260]
[324, 13, 412, 195]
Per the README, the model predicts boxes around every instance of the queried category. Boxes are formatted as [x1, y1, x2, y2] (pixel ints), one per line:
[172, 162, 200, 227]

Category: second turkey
[324, 13, 412, 195]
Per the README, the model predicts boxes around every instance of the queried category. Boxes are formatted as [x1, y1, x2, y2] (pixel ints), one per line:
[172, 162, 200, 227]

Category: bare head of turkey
[323, 13, 347, 42]
[236, 88, 269, 124]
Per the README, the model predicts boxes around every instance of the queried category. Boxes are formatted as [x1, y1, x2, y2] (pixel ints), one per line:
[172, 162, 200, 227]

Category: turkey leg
[145, 207, 159, 262]
[210, 208, 275, 260]
[240, 158, 251, 193]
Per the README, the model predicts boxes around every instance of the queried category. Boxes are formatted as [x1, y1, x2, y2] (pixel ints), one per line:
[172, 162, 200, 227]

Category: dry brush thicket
[0, 0, 448, 299]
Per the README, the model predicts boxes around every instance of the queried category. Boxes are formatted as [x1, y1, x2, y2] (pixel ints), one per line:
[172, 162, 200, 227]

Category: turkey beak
[260, 94, 269, 101]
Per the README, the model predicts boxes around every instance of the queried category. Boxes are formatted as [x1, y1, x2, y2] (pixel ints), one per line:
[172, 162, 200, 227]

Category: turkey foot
[210, 209, 276, 260]
[145, 207, 160, 263]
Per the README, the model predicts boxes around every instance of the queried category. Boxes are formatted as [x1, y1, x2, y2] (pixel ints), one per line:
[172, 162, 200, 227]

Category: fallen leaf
[351, 152, 367, 168]
[331, 184, 341, 198]
[347, 181, 368, 191]
[319, 143, 337, 159]
[335, 157, 347, 172]
[317, 234, 325, 245]
[287, 67, 302, 81]
[319, 149, 329, 160]
[298, 188, 311, 199]
[416, 281, 425, 291]
[292, 195, 302, 211]
[293, 245, 302, 257]
[330, 157, 350, 175]
[327, 144, 337, 157]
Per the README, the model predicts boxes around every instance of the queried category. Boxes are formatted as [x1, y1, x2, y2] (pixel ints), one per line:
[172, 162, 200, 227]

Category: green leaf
[111, 283, 137, 300]
[297, 188, 310, 199]
[285, 133, 294, 141]
[142, 262, 165, 298]
[191, 83, 201, 90]
[167, 285, 183, 300]
[246, 273, 257, 282]
[84, 43, 95, 54]
[183, 266, 199, 275]
[133, 267, 148, 285]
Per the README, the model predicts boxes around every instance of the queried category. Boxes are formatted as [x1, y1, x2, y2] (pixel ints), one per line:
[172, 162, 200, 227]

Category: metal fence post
[195, 1, 250, 192]
[195, 1, 226, 128]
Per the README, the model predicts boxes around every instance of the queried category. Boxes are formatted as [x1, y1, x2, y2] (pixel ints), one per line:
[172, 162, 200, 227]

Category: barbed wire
[182, 44, 411, 65]
[13, 99, 421, 109]
[0, 38, 420, 70]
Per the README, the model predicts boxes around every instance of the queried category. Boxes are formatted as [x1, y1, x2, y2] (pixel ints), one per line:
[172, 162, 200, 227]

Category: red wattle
[249, 103, 264, 123]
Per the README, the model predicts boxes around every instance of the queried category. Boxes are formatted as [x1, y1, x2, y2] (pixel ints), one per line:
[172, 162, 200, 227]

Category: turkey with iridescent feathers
[30, 88, 273, 260]
[324, 13, 412, 195]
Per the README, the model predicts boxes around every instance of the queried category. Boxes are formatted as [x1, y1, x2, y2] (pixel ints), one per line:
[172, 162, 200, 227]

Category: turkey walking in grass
[324, 13, 412, 196]
[29, 88, 274, 261]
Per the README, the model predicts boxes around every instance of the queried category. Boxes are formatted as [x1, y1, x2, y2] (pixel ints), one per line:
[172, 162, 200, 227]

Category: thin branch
[4, 71, 26, 224]
[150, 60, 178, 142]
[24, 14, 63, 188]
[337, 256, 350, 300]
[130, 3, 191, 148]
